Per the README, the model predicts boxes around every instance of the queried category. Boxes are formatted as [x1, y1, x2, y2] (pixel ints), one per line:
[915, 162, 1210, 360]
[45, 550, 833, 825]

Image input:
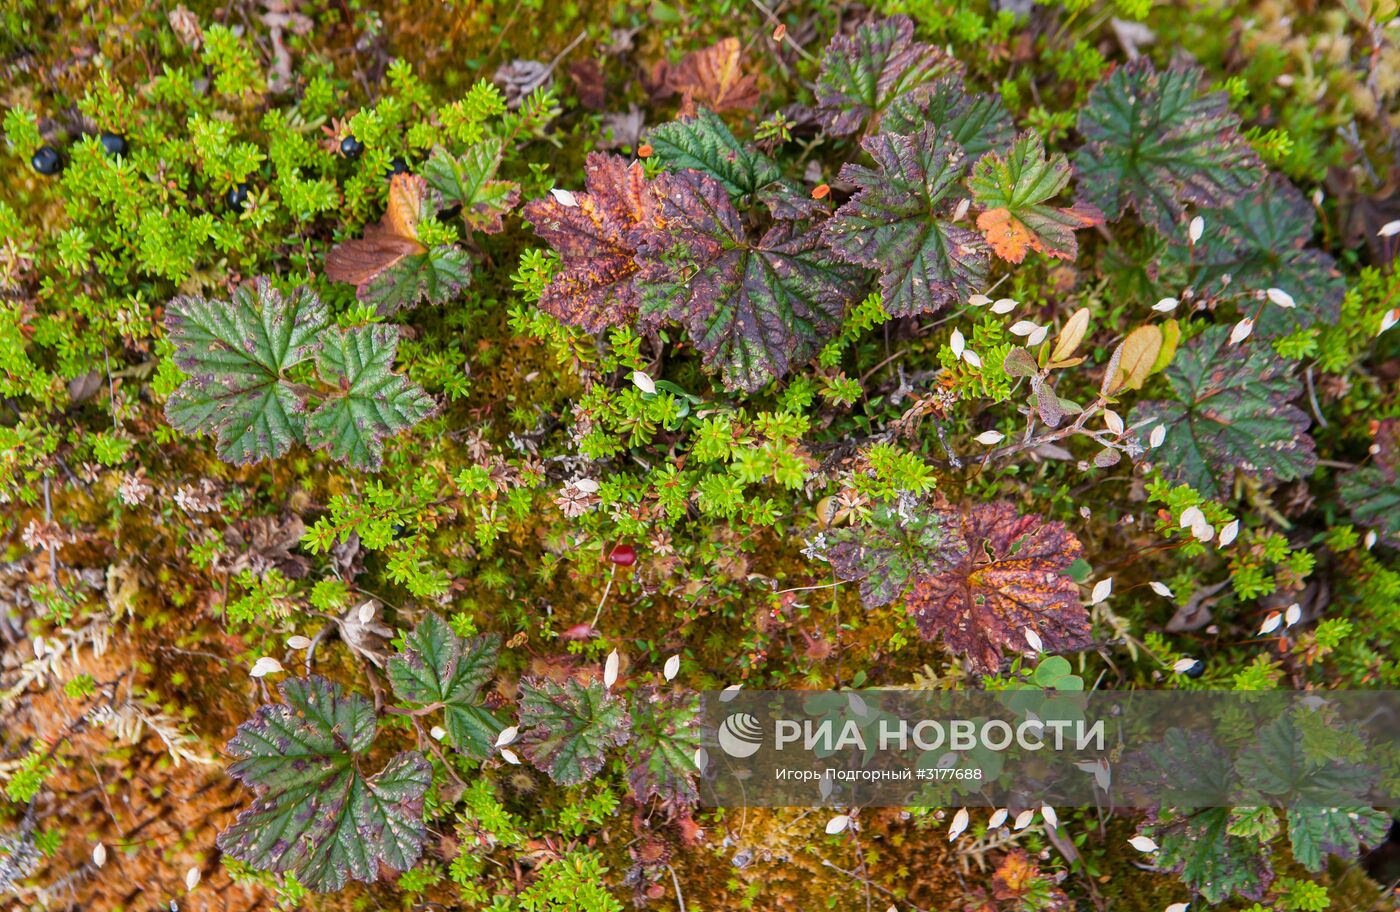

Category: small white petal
[1153, 297, 1180, 313]
[1028, 325, 1049, 347]
[988, 808, 1009, 828]
[1191, 521, 1214, 542]
[1378, 219, 1400, 238]
[1104, 410, 1125, 435]
[631, 370, 656, 395]
[604, 649, 620, 688]
[1128, 835, 1159, 853]
[1266, 288, 1296, 309]
[1013, 809, 1035, 830]
[1380, 309, 1399, 335]
[496, 726, 519, 747]
[1042, 806, 1058, 828]
[1229, 317, 1254, 345]
[952, 198, 970, 221]
[664, 654, 681, 681]
[286, 635, 312, 650]
[1090, 578, 1112, 605]
[948, 808, 970, 840]
[500, 747, 520, 764]
[961, 349, 982, 368]
[1218, 520, 1240, 546]
[968, 294, 991, 307]
[1010, 320, 1039, 337]
[1149, 424, 1167, 448]
[720, 684, 743, 701]
[694, 747, 708, 772]
[550, 188, 578, 207]
[430, 725, 447, 741]
[1165, 903, 1190, 912]
[1365, 529, 1378, 549]
[826, 814, 851, 835]
[92, 843, 106, 867]
[1259, 612, 1282, 635]
[358, 601, 375, 623]
[820, 776, 834, 799]
[1179, 506, 1205, 529]
[1149, 581, 1174, 598]
[1024, 628, 1044, 653]
[1173, 658, 1198, 674]
[574, 478, 600, 493]
[185, 867, 201, 891]
[950, 329, 966, 357]
[991, 297, 1018, 314]
[249, 657, 283, 678]
[1189, 216, 1204, 243]
[1285, 603, 1302, 627]
[974, 430, 1006, 445]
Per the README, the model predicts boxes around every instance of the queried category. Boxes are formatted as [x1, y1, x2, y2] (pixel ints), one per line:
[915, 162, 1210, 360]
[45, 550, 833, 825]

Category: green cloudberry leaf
[1284, 806, 1389, 873]
[1150, 807, 1274, 904]
[970, 132, 1103, 263]
[1339, 418, 1400, 546]
[164, 277, 326, 464]
[647, 108, 781, 200]
[638, 169, 864, 392]
[305, 325, 436, 471]
[810, 496, 966, 609]
[1175, 175, 1344, 337]
[1132, 326, 1317, 500]
[217, 676, 431, 893]
[625, 686, 700, 809]
[882, 75, 1014, 159]
[814, 15, 962, 136]
[423, 140, 521, 235]
[823, 126, 987, 317]
[517, 677, 630, 786]
[387, 612, 503, 758]
[1075, 59, 1265, 235]
[358, 244, 472, 316]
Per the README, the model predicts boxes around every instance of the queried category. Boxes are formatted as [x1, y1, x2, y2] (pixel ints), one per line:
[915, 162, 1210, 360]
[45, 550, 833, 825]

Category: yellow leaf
[1151, 319, 1180, 375]
[1117, 325, 1163, 392]
[1050, 308, 1091, 364]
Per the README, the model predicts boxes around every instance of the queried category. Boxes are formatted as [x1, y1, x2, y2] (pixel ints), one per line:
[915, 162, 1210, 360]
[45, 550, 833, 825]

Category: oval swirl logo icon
[718, 712, 763, 758]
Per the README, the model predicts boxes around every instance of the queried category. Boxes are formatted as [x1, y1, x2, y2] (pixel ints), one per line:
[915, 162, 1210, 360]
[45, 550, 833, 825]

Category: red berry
[608, 543, 637, 566]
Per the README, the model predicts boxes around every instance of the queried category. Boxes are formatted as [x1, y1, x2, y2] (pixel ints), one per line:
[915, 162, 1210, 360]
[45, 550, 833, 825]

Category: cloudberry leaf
[647, 108, 781, 200]
[1132, 326, 1317, 500]
[882, 74, 1015, 159]
[1075, 59, 1265, 235]
[217, 676, 431, 893]
[663, 39, 761, 114]
[814, 15, 962, 136]
[1175, 175, 1344, 337]
[423, 140, 521, 235]
[904, 501, 1089, 673]
[823, 126, 987, 317]
[1339, 418, 1400, 545]
[517, 677, 630, 785]
[304, 325, 436, 471]
[1150, 807, 1274, 904]
[970, 133, 1103, 263]
[388, 613, 504, 757]
[638, 169, 863, 392]
[522, 152, 662, 332]
[1284, 806, 1389, 873]
[625, 685, 700, 809]
[811, 497, 966, 608]
[164, 278, 326, 464]
[326, 174, 471, 315]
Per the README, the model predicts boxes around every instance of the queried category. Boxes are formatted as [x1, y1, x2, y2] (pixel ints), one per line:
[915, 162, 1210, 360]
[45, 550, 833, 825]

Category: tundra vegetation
[2, 1, 1400, 910]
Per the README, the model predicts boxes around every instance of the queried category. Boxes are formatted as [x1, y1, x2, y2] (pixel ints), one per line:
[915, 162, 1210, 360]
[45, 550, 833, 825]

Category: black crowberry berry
[99, 132, 128, 157]
[31, 146, 63, 175]
[340, 135, 365, 159]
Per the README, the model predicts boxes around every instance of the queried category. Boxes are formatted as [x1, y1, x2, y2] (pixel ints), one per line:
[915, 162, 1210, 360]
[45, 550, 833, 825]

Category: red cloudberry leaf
[522, 153, 663, 332]
[905, 501, 1089, 673]
[814, 15, 962, 137]
[970, 133, 1103, 263]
